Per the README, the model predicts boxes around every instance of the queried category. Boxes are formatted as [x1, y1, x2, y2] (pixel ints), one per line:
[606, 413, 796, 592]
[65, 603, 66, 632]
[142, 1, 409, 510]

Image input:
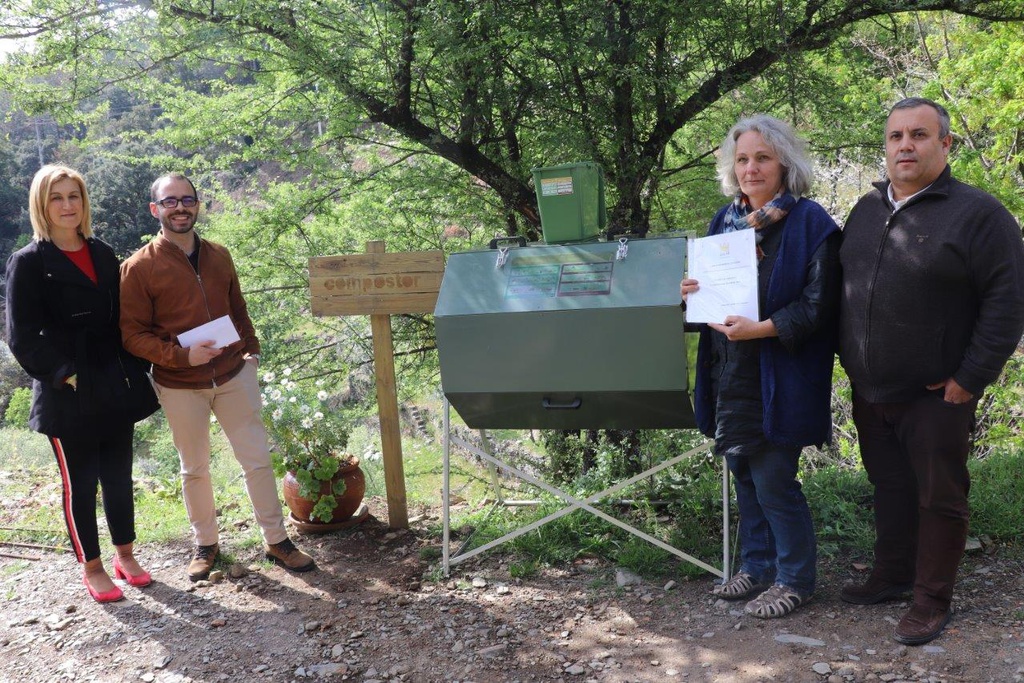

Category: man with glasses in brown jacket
[120, 172, 315, 581]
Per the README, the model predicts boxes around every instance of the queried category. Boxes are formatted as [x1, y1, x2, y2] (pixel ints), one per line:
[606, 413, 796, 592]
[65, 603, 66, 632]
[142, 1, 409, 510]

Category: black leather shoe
[894, 603, 952, 645]
[840, 574, 913, 605]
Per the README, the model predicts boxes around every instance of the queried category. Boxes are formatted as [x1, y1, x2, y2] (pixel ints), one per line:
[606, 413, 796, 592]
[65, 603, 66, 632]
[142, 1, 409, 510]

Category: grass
[967, 448, 1024, 540]
[3, 415, 1022, 583]
[0, 415, 493, 558]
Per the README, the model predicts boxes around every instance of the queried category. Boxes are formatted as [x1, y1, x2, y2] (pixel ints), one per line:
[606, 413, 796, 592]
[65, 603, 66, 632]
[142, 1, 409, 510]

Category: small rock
[208, 570, 224, 583]
[472, 577, 487, 588]
[309, 663, 349, 676]
[565, 664, 586, 675]
[775, 634, 825, 647]
[664, 581, 677, 591]
[478, 644, 507, 658]
[812, 662, 832, 675]
[615, 569, 642, 587]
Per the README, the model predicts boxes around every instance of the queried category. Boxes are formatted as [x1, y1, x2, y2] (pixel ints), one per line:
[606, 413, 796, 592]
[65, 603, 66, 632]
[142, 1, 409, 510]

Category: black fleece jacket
[838, 166, 1024, 402]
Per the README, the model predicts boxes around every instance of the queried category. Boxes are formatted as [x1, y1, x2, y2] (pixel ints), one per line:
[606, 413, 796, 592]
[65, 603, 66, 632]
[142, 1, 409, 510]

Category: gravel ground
[2, 495, 1024, 683]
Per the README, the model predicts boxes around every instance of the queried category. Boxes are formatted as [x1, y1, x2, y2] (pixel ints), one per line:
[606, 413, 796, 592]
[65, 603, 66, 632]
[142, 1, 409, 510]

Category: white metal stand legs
[441, 397, 730, 579]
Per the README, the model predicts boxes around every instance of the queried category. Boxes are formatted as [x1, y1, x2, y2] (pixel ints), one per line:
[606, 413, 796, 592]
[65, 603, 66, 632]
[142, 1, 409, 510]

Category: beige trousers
[154, 360, 287, 546]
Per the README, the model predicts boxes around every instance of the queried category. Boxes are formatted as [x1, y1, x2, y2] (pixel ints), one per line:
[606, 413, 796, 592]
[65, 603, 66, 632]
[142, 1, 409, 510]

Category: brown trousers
[852, 389, 977, 610]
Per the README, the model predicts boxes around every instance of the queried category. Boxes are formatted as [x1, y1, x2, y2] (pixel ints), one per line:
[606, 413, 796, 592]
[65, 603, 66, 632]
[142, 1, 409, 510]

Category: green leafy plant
[3, 387, 31, 428]
[262, 368, 352, 522]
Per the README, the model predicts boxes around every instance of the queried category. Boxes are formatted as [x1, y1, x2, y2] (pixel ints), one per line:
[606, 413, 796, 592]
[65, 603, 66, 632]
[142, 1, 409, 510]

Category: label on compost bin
[540, 176, 574, 196]
[504, 261, 613, 298]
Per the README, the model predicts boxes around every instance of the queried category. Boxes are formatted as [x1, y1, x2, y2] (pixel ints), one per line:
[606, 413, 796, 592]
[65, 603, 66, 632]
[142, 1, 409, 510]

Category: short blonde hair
[28, 165, 93, 241]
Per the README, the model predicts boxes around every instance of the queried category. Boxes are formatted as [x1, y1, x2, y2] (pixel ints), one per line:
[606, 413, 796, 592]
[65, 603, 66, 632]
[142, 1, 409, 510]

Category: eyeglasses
[155, 196, 199, 209]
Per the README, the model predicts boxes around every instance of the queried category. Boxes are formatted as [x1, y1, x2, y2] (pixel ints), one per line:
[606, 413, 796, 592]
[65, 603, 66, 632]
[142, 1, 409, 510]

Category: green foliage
[6, 0, 1022, 248]
[803, 466, 876, 556]
[973, 355, 1024, 458]
[968, 449, 1024, 540]
[3, 386, 31, 428]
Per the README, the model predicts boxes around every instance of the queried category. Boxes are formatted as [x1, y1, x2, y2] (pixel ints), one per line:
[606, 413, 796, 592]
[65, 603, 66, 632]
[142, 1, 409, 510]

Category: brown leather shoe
[187, 543, 219, 582]
[265, 538, 315, 572]
[894, 603, 952, 645]
[840, 574, 913, 605]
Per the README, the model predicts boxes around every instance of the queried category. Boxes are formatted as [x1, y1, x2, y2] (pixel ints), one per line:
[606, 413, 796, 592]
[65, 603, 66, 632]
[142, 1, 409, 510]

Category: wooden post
[366, 240, 408, 529]
[308, 241, 444, 529]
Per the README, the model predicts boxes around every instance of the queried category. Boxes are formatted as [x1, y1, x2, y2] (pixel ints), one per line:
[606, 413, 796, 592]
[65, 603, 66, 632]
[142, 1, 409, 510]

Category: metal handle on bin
[488, 235, 528, 250]
[542, 397, 582, 410]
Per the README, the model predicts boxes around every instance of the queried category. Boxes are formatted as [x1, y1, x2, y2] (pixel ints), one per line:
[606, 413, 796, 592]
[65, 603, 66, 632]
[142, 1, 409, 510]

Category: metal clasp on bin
[615, 237, 629, 261]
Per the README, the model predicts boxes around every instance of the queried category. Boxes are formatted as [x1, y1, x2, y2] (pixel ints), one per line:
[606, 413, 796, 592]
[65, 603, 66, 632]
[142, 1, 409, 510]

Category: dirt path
[2, 497, 1023, 683]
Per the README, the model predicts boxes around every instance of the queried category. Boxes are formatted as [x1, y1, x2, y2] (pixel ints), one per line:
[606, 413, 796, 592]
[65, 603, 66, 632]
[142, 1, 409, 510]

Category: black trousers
[48, 427, 137, 563]
[852, 389, 977, 610]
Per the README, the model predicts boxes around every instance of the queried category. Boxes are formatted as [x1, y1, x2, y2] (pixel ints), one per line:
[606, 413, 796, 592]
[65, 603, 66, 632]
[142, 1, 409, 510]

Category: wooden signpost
[308, 241, 445, 529]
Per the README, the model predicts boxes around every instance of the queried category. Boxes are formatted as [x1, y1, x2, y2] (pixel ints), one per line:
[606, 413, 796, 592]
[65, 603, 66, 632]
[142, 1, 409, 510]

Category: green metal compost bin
[434, 236, 694, 429]
[532, 162, 606, 244]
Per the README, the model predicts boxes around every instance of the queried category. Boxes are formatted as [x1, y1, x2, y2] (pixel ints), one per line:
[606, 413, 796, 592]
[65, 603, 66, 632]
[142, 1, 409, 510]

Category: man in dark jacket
[839, 98, 1024, 645]
[120, 172, 315, 581]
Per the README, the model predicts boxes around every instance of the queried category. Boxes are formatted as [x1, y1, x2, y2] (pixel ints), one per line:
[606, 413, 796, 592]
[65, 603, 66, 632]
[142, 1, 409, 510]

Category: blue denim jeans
[726, 444, 817, 596]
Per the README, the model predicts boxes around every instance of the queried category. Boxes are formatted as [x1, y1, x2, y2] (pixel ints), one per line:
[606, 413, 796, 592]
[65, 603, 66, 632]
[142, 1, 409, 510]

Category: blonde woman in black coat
[5, 165, 158, 602]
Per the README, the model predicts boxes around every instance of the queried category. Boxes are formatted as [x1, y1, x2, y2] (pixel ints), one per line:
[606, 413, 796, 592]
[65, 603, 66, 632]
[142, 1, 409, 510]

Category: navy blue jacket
[694, 198, 840, 447]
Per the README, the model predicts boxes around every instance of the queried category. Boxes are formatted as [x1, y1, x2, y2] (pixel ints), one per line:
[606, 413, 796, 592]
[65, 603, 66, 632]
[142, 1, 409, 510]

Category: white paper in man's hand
[177, 315, 241, 349]
[685, 230, 759, 324]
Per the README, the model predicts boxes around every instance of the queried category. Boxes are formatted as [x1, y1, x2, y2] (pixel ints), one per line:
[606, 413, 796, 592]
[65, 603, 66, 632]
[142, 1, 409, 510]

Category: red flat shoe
[83, 575, 124, 603]
[113, 555, 152, 588]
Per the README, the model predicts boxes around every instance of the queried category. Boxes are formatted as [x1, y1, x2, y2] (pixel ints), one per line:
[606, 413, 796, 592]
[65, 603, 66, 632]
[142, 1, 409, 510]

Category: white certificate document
[685, 230, 759, 324]
[177, 315, 241, 349]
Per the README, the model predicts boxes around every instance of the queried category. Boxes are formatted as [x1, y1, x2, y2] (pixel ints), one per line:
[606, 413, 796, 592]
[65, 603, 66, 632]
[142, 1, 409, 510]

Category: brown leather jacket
[119, 230, 260, 389]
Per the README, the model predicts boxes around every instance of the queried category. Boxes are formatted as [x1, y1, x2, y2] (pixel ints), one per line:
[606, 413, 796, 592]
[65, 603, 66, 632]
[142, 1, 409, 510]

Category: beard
[160, 210, 197, 234]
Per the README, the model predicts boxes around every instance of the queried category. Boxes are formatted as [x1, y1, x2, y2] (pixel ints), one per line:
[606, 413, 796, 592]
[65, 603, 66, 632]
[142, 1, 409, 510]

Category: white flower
[263, 372, 276, 383]
[317, 390, 329, 401]
[272, 409, 283, 421]
[270, 389, 282, 401]
[313, 412, 324, 421]
[301, 417, 313, 429]
[300, 404, 311, 414]
[289, 396, 297, 403]
[283, 367, 293, 376]
[209, 414, 218, 424]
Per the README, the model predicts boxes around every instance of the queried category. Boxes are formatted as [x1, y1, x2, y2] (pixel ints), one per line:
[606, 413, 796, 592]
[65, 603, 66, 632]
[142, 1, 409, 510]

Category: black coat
[839, 166, 1024, 402]
[5, 238, 159, 437]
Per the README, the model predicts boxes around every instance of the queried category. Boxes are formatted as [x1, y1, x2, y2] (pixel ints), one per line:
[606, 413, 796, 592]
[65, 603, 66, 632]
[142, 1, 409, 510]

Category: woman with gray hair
[680, 115, 841, 618]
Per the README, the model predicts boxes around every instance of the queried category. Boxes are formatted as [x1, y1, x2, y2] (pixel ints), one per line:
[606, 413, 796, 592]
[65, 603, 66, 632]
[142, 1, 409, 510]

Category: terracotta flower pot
[282, 456, 366, 524]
